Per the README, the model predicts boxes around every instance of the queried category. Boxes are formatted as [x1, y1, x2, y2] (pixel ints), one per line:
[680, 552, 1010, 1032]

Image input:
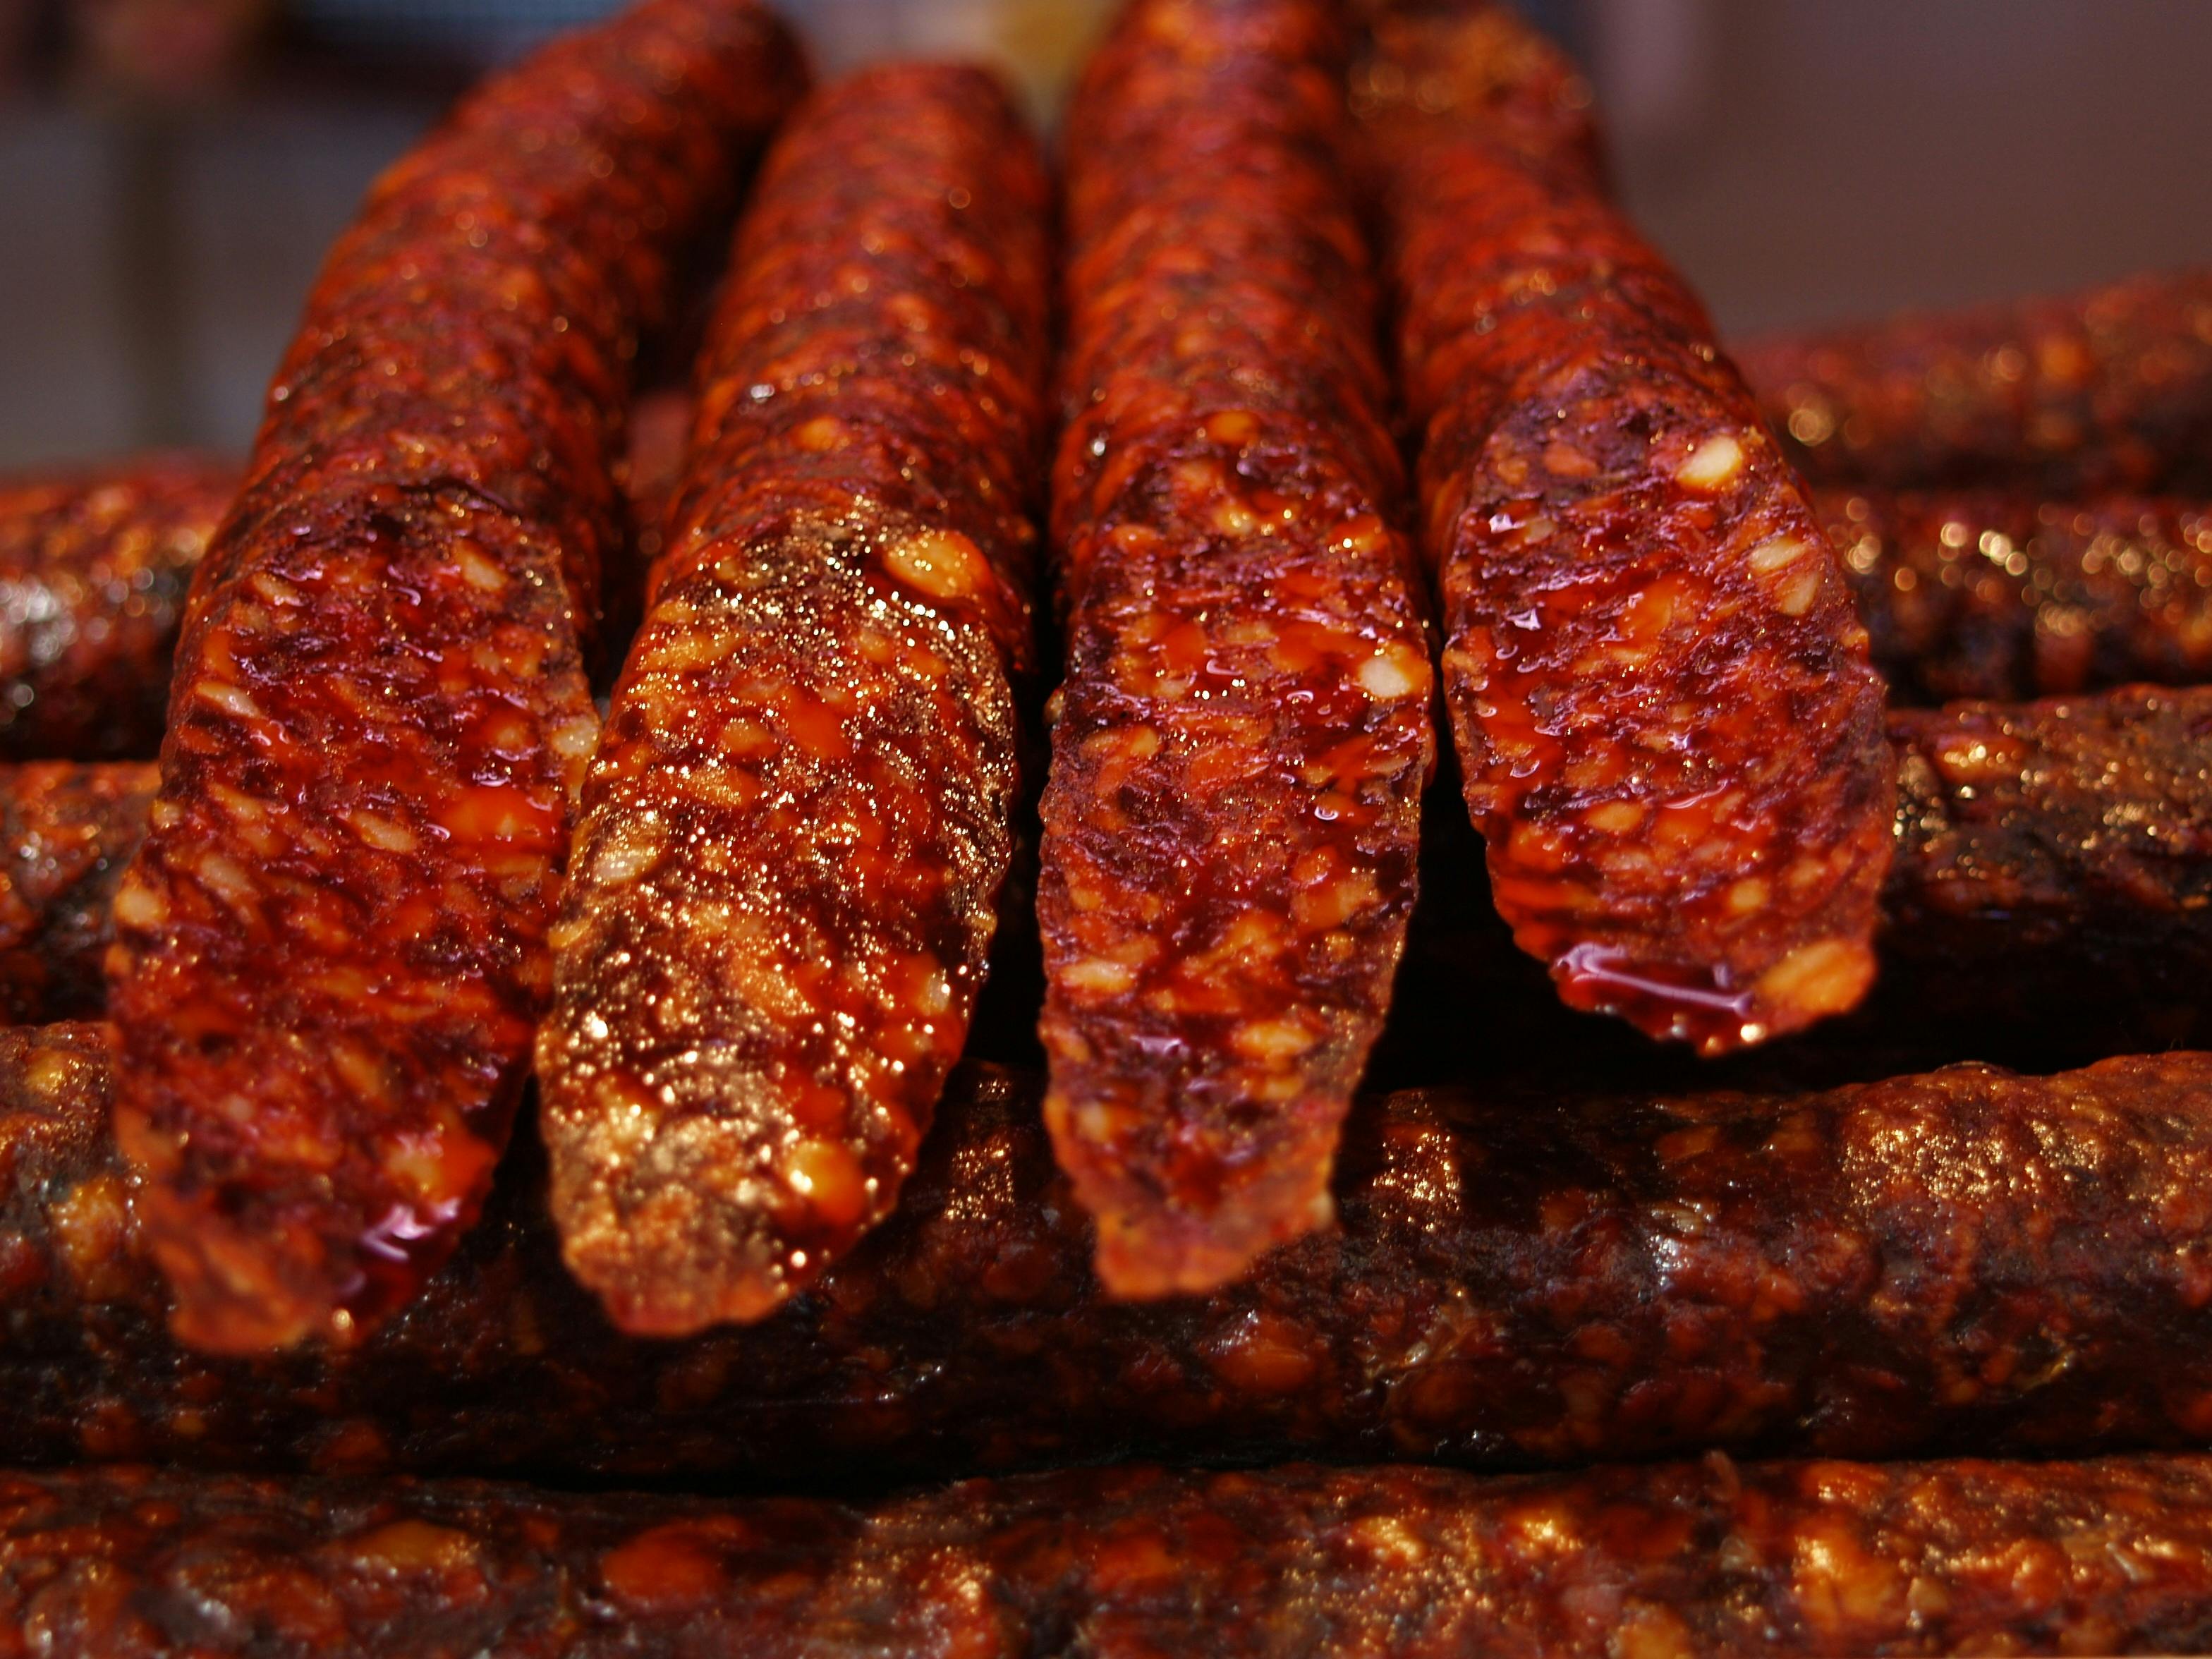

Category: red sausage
[0, 762, 155, 1022]
[102, 0, 807, 1354]
[1821, 486, 2212, 702]
[1359, 4, 1893, 1053]
[1039, 0, 1435, 1297]
[0, 454, 234, 760]
[7, 1456, 2212, 1654]
[537, 63, 1051, 1335]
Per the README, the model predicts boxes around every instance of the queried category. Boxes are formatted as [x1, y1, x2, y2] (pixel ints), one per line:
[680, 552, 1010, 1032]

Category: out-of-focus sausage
[1821, 487, 2212, 703]
[0, 763, 154, 1022]
[8, 1029, 2212, 1481]
[102, 0, 807, 1354]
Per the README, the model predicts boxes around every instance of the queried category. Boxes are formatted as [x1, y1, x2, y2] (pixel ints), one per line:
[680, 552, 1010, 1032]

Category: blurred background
[1, 0, 2210, 467]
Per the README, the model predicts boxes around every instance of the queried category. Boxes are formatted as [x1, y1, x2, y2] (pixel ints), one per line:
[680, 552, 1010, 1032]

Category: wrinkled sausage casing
[101, 0, 807, 1355]
[1823, 487, 2212, 703]
[11, 1028, 2212, 1481]
[1744, 269, 2212, 495]
[0, 763, 155, 1024]
[1360, 6, 1893, 1054]
[0, 456, 234, 761]
[1040, 0, 1434, 1299]
[537, 64, 1051, 1336]
[9, 1456, 2212, 1655]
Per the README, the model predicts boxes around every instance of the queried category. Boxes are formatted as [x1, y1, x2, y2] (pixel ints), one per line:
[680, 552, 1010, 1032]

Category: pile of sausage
[0, 0, 2210, 1651]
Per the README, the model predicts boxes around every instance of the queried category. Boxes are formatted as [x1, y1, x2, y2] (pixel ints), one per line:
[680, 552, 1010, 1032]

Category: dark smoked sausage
[101, 0, 807, 1354]
[1040, 0, 1435, 1298]
[6, 1455, 2212, 1655]
[8, 1027, 2212, 1482]
[0, 455, 234, 760]
[1359, 1, 1895, 1055]
[1744, 269, 2212, 495]
[0, 762, 155, 1023]
[1822, 486, 2212, 703]
[537, 64, 1051, 1335]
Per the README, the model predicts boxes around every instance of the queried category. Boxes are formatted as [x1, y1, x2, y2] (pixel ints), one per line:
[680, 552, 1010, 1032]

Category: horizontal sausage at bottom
[5, 1455, 2212, 1655]
[6, 1025, 2212, 1481]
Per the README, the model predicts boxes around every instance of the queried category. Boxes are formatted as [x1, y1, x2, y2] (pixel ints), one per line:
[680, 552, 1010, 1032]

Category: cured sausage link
[537, 64, 1051, 1336]
[0, 455, 234, 760]
[0, 762, 155, 1023]
[1040, 0, 1435, 1298]
[6, 1455, 2212, 1655]
[1360, 3, 1895, 1053]
[8, 1028, 2212, 1481]
[1822, 486, 2212, 703]
[1744, 269, 2212, 494]
[101, 0, 807, 1354]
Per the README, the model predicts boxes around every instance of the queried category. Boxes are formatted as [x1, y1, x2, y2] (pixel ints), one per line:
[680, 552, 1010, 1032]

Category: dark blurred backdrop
[1, 0, 2209, 467]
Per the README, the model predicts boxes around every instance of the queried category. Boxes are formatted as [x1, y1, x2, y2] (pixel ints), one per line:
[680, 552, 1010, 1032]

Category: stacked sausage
[1, 0, 2211, 1651]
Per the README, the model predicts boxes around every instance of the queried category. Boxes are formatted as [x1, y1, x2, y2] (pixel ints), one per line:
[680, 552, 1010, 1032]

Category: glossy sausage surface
[1823, 487, 2212, 703]
[102, 0, 806, 1354]
[0, 762, 155, 1023]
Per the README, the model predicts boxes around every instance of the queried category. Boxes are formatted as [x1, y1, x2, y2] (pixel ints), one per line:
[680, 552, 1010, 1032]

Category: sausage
[100, 0, 808, 1354]
[542, 67, 1049, 1332]
[536, 66, 1049, 1335]
[1383, 683, 2212, 1090]
[7, 1454, 2212, 1655]
[33, 679, 2209, 1081]
[1040, 0, 1435, 1298]
[1358, 2, 1896, 1055]
[0, 763, 155, 1023]
[0, 454, 234, 761]
[1823, 486, 2212, 703]
[9, 1027, 2212, 1481]
[1877, 683, 2212, 1056]
[1742, 268, 2212, 494]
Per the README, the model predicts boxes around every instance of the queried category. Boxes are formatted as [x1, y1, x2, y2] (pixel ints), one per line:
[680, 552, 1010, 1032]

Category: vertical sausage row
[535, 64, 1051, 1335]
[101, 0, 807, 1353]
[1359, 2, 1895, 1053]
[1039, 0, 1435, 1297]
